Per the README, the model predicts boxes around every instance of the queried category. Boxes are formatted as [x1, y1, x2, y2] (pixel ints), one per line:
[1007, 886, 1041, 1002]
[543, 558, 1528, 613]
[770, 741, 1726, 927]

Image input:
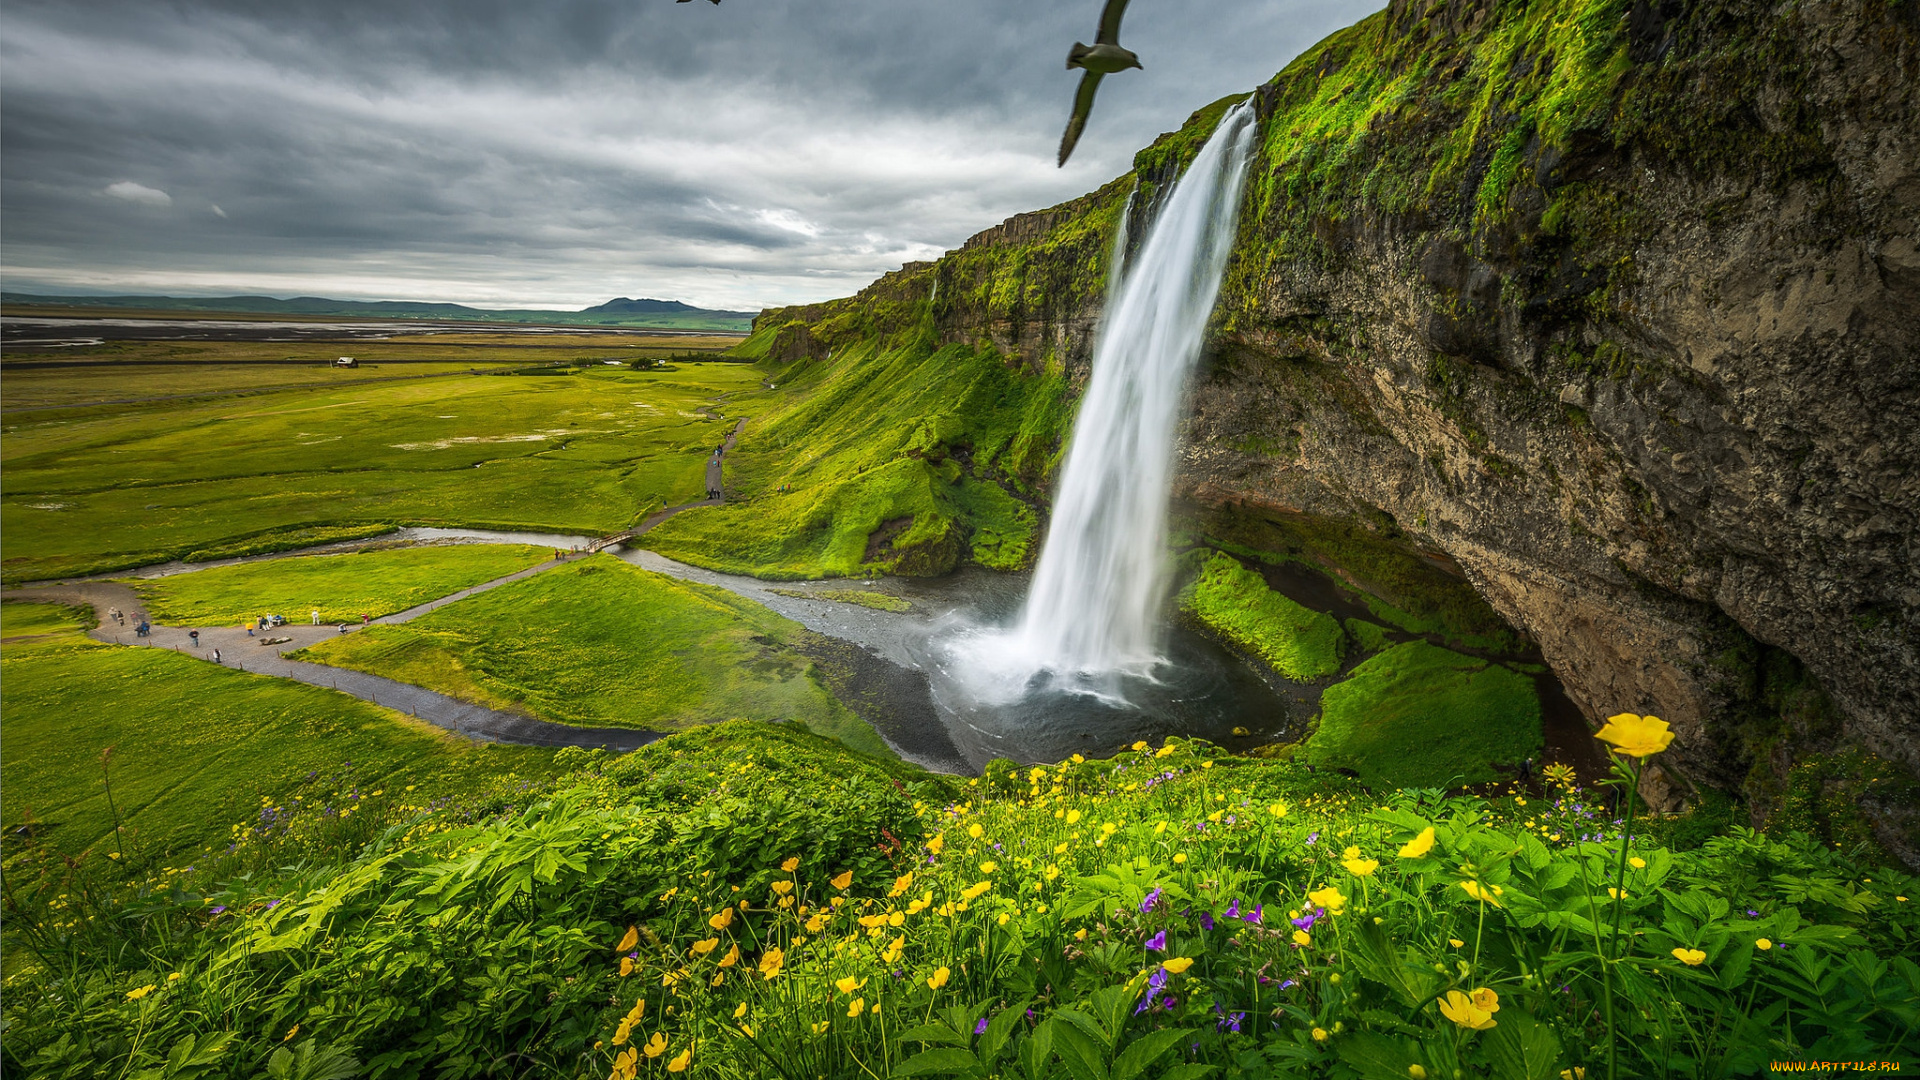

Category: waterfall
[946, 99, 1257, 704]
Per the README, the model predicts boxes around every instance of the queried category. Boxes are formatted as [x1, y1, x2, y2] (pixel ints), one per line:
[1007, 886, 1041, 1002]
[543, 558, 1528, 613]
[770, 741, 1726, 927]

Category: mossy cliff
[722, 0, 1917, 854]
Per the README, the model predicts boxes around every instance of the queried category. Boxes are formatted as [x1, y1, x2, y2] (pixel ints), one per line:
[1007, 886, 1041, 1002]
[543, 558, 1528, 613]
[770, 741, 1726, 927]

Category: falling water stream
[919, 100, 1282, 763]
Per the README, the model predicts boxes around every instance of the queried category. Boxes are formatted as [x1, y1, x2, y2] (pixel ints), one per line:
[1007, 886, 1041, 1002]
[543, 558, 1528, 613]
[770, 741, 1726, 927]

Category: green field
[1305, 639, 1543, 787]
[130, 543, 552, 625]
[0, 601, 565, 863]
[290, 555, 887, 755]
[1, 356, 768, 582]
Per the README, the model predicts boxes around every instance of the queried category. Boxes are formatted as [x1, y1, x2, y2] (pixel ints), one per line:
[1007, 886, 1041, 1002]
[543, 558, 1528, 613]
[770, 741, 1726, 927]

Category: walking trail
[2, 415, 753, 754]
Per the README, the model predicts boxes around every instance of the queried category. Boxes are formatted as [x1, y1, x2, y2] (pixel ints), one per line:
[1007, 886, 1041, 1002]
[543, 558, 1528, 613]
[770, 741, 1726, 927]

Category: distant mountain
[0, 292, 757, 332]
[583, 297, 699, 315]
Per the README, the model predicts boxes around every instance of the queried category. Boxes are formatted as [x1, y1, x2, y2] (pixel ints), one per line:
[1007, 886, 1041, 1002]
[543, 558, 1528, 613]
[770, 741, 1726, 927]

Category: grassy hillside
[4, 721, 1913, 1078]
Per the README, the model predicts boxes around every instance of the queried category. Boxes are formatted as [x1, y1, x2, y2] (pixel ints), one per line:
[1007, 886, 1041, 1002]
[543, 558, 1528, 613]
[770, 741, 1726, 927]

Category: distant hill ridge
[0, 292, 756, 331]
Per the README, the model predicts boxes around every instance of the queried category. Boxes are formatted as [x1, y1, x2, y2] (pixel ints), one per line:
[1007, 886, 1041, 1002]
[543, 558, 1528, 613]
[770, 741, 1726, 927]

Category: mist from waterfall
[940, 99, 1257, 706]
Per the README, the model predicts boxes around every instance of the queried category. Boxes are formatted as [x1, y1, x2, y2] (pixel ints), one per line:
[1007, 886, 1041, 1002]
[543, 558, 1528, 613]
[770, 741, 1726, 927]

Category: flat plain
[1, 336, 769, 582]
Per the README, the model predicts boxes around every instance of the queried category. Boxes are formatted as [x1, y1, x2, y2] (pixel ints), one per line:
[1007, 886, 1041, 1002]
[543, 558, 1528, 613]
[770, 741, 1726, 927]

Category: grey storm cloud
[0, 0, 1384, 311]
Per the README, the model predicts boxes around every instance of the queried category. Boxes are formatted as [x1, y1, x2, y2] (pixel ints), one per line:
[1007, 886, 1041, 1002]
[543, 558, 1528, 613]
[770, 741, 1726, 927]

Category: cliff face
[752, 0, 1919, 850]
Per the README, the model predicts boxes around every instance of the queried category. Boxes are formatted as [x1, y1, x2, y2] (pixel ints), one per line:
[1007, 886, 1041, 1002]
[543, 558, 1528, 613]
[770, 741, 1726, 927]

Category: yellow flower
[619, 956, 636, 977]
[126, 984, 157, 1001]
[1755, 938, 1773, 951]
[980, 861, 998, 874]
[283, 1024, 300, 1042]
[1594, 713, 1675, 758]
[968, 823, 985, 839]
[718, 943, 740, 968]
[1270, 802, 1289, 817]
[830, 870, 854, 890]
[1461, 881, 1503, 908]
[1561, 1070, 1587, 1080]
[667, 1047, 692, 1073]
[616, 925, 640, 952]
[847, 997, 866, 1018]
[1173, 853, 1187, 864]
[1410, 1067, 1428, 1079]
[708, 907, 734, 931]
[710, 972, 724, 986]
[1438, 990, 1497, 1031]
[1162, 957, 1194, 974]
[733, 1002, 748, 1019]
[1157, 744, 1175, 758]
[1312, 1027, 1329, 1042]
[1470, 987, 1500, 1013]
[1065, 809, 1082, 825]
[643, 1032, 669, 1059]
[858, 913, 889, 929]
[927, 966, 950, 989]
[1448, 938, 1464, 948]
[962, 881, 992, 901]
[835, 975, 867, 995]
[771, 880, 794, 896]
[1307, 886, 1348, 914]
[1343, 856, 1379, 878]
[883, 936, 904, 963]
[805, 913, 827, 933]
[1398, 827, 1436, 859]
[1292, 929, 1312, 947]
[690, 938, 719, 957]
[782, 856, 800, 872]
[1671, 947, 1706, 966]
[1629, 857, 1647, 869]
[927, 835, 945, 855]
[1132, 740, 1150, 751]
[625, 999, 647, 1024]
[889, 872, 914, 897]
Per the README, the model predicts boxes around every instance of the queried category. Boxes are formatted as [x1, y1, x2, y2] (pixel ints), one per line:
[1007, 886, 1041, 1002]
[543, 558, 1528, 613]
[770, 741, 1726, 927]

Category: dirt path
[630, 416, 748, 534]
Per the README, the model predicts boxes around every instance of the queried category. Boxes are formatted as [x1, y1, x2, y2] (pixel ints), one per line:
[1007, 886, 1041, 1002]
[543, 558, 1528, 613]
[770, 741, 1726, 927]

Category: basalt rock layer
[751, 0, 1919, 853]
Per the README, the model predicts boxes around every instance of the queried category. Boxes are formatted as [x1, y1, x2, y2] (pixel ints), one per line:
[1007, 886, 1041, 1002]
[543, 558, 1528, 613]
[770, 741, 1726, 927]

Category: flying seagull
[1058, 0, 1142, 167]
[675, 0, 720, 5]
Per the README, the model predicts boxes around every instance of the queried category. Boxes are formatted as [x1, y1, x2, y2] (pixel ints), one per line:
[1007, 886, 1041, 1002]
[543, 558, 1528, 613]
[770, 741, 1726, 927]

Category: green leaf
[1485, 1010, 1564, 1080]
[980, 997, 1033, 1063]
[1160, 1065, 1217, 1080]
[1334, 1030, 1432, 1080]
[1112, 1028, 1190, 1080]
[1052, 1017, 1111, 1080]
[898, 1022, 970, 1047]
[1019, 1019, 1057, 1080]
[894, 1048, 983, 1077]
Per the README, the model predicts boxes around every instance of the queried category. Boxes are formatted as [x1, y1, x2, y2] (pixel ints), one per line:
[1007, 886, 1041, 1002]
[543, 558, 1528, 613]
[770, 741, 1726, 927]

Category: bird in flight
[675, 0, 720, 5]
[1058, 0, 1142, 166]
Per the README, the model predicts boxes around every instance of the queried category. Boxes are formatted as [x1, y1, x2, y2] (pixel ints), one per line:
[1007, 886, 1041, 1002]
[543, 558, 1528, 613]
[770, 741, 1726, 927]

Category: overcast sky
[1, 0, 1382, 311]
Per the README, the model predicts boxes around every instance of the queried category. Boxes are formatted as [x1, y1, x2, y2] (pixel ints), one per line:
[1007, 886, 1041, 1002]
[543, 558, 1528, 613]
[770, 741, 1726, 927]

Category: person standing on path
[246, 622, 254, 637]
[189, 629, 200, 647]
[361, 613, 370, 626]
[213, 648, 222, 664]
[312, 609, 320, 625]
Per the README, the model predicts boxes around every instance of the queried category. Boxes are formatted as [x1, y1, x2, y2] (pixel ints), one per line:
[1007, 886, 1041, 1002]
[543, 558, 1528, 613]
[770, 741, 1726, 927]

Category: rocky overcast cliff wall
[753, 0, 1918, 851]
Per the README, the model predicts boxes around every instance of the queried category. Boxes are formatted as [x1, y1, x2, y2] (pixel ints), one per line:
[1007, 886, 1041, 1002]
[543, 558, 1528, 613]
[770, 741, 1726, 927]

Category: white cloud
[102, 180, 172, 207]
[210, 203, 227, 218]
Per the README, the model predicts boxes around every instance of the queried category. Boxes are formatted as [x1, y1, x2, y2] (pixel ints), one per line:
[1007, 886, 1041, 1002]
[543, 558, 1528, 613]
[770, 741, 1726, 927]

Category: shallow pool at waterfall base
[920, 618, 1297, 769]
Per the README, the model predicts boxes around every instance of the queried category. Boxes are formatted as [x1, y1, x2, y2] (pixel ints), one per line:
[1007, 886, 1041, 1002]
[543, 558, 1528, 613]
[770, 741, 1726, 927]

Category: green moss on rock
[1307, 640, 1542, 788]
[1186, 551, 1346, 680]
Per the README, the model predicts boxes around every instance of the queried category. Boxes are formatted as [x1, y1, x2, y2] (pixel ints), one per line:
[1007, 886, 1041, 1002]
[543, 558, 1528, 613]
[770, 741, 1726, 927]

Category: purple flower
[209, 905, 227, 914]
[1217, 1011, 1246, 1033]
[265, 899, 280, 910]
[1140, 888, 1163, 914]
[1223, 900, 1241, 920]
[1291, 908, 1320, 931]
[975, 1018, 989, 1035]
[1745, 908, 1760, 919]
[1199, 913, 1215, 931]
[1305, 832, 1319, 845]
[1279, 979, 1297, 991]
[1243, 904, 1263, 925]
[1145, 930, 1167, 952]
